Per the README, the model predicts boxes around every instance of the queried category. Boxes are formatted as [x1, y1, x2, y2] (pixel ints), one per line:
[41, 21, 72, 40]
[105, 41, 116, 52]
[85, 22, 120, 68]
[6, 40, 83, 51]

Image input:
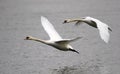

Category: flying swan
[63, 16, 112, 43]
[25, 16, 82, 54]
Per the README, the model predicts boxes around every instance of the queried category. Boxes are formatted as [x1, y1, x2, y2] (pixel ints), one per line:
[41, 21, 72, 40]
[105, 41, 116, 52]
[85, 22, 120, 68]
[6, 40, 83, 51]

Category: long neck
[69, 19, 83, 22]
[29, 37, 47, 44]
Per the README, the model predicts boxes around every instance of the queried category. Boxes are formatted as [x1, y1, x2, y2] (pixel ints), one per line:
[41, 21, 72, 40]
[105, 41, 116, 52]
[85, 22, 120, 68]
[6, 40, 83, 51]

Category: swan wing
[55, 37, 82, 44]
[84, 17, 111, 43]
[41, 16, 62, 41]
[94, 19, 110, 43]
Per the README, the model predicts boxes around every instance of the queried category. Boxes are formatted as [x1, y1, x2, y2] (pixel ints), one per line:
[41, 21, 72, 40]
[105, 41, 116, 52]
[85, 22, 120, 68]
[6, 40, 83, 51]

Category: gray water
[0, 0, 120, 74]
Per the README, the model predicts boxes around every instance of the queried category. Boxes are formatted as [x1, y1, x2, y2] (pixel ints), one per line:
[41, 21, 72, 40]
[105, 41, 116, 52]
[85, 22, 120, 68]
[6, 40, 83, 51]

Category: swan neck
[70, 19, 84, 22]
[30, 37, 46, 43]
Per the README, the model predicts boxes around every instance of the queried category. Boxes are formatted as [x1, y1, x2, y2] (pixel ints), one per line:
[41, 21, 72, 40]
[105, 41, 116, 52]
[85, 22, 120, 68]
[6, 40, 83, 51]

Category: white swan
[63, 16, 112, 43]
[25, 16, 82, 54]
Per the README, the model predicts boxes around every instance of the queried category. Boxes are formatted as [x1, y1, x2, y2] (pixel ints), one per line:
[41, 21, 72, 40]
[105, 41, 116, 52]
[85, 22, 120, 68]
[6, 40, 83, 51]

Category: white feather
[87, 17, 110, 43]
[96, 20, 109, 43]
[41, 16, 62, 41]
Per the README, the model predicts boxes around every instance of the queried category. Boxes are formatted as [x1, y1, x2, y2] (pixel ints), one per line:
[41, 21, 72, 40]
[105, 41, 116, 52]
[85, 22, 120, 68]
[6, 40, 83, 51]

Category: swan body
[25, 16, 81, 54]
[63, 16, 112, 43]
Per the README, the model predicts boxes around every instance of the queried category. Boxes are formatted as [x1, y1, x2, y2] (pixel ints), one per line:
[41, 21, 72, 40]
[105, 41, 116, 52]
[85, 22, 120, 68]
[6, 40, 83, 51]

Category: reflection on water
[52, 59, 109, 74]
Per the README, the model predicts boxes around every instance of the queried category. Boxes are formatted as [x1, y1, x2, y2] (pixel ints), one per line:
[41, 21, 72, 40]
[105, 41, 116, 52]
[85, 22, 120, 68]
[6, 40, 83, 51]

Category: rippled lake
[0, 0, 120, 74]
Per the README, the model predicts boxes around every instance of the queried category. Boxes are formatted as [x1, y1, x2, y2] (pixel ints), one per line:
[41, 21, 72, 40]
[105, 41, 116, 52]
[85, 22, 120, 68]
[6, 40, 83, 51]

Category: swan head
[63, 19, 73, 23]
[24, 36, 35, 40]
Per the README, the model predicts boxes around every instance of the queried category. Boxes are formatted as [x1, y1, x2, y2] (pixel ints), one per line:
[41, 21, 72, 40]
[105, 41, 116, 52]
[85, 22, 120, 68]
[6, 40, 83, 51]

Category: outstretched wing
[86, 17, 111, 43]
[55, 37, 82, 44]
[94, 19, 110, 43]
[41, 16, 62, 41]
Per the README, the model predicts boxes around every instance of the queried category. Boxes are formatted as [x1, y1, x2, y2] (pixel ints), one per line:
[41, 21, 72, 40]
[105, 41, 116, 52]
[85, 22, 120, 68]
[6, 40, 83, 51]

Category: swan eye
[26, 36, 30, 39]
[63, 20, 67, 23]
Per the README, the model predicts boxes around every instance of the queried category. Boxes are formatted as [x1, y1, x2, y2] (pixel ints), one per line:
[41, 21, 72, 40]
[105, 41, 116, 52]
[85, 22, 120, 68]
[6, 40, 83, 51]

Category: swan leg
[69, 49, 79, 54]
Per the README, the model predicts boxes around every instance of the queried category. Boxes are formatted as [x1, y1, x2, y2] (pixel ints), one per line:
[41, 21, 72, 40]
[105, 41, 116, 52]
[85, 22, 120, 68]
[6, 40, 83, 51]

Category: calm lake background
[0, 0, 120, 74]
